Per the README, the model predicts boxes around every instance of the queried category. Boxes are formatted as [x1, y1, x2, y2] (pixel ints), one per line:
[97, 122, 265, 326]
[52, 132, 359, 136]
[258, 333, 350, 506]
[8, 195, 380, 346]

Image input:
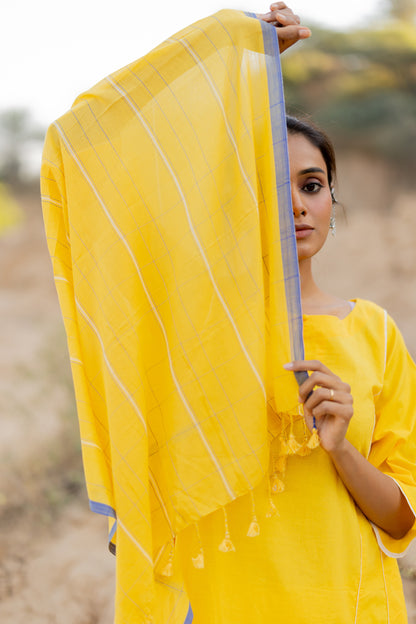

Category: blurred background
[1, 1, 416, 621]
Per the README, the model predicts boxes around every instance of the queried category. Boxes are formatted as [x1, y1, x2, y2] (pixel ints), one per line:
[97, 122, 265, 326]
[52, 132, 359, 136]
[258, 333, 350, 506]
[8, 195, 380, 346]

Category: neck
[298, 258, 321, 303]
[298, 258, 350, 318]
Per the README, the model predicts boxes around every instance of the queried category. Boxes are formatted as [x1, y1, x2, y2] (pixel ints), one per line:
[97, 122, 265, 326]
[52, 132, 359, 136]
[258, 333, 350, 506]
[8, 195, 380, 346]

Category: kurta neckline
[303, 298, 358, 322]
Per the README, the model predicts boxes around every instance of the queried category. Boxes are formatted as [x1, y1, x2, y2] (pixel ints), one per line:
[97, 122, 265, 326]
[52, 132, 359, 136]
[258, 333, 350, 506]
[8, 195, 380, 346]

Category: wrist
[324, 437, 350, 458]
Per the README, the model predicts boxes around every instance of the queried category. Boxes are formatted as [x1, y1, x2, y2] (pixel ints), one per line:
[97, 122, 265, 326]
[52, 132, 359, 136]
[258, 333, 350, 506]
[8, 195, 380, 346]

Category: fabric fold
[41, 10, 303, 622]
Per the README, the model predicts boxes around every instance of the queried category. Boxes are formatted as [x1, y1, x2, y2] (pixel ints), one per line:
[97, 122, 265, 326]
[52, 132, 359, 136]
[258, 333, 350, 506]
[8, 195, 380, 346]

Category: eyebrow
[299, 167, 326, 176]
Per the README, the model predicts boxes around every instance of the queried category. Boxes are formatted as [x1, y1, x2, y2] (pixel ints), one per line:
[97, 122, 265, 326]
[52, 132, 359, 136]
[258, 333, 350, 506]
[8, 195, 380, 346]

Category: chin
[296, 238, 326, 261]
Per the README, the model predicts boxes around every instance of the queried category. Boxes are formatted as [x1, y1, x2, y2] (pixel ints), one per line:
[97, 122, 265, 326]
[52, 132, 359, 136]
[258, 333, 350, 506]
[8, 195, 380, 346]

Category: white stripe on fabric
[107, 76, 266, 404]
[153, 544, 165, 568]
[118, 518, 153, 566]
[81, 439, 101, 450]
[41, 195, 63, 208]
[149, 471, 174, 536]
[379, 548, 390, 624]
[75, 299, 148, 433]
[54, 276, 70, 284]
[54, 119, 235, 500]
[70, 357, 83, 365]
[353, 531, 363, 623]
[172, 37, 257, 206]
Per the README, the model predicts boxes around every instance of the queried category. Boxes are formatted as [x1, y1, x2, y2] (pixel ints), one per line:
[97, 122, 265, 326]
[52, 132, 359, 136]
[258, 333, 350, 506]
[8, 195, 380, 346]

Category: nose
[291, 187, 307, 218]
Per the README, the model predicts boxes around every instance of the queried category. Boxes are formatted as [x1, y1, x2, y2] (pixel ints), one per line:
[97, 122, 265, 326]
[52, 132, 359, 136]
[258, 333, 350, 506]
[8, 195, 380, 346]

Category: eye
[302, 181, 323, 193]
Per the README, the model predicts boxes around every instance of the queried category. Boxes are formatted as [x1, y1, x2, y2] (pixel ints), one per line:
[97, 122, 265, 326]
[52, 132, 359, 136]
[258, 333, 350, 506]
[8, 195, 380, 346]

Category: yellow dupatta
[41, 10, 306, 623]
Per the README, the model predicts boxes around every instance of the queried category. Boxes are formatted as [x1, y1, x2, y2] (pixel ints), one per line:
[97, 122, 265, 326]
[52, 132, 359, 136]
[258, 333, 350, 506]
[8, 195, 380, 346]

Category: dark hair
[286, 115, 337, 192]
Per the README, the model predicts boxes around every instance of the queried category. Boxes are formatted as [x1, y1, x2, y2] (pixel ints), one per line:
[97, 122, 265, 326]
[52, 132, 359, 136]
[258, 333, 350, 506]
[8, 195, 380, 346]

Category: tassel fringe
[266, 496, 278, 518]
[307, 427, 320, 449]
[247, 490, 260, 537]
[189, 411, 320, 568]
[268, 410, 320, 505]
[218, 507, 235, 552]
[271, 474, 285, 494]
[192, 523, 205, 569]
[160, 539, 175, 577]
[192, 551, 205, 569]
[287, 433, 302, 454]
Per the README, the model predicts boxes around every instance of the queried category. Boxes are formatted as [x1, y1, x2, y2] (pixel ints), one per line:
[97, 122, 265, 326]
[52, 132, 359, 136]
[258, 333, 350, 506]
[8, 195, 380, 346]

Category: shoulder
[355, 300, 416, 376]
[350, 299, 388, 341]
[350, 299, 408, 366]
[354, 299, 404, 338]
[353, 298, 386, 321]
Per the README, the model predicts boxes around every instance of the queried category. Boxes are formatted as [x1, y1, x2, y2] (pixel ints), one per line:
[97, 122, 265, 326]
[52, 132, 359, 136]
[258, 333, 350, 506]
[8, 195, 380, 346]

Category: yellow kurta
[178, 299, 416, 623]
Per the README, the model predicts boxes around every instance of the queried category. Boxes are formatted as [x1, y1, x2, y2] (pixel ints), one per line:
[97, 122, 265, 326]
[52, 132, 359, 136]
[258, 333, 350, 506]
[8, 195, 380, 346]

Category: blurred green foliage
[0, 109, 44, 186]
[283, 17, 416, 184]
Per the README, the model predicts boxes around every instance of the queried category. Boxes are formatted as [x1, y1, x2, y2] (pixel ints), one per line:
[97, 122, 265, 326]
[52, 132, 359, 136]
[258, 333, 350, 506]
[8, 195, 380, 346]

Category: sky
[2, 0, 383, 130]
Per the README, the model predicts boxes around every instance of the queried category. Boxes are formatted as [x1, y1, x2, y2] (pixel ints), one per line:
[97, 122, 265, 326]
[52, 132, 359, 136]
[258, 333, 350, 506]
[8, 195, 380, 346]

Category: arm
[329, 439, 414, 539]
[284, 360, 415, 539]
[258, 2, 311, 53]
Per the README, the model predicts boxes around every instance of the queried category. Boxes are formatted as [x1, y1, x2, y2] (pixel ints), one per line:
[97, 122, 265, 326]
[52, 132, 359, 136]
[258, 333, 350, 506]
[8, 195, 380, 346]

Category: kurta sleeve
[368, 312, 416, 556]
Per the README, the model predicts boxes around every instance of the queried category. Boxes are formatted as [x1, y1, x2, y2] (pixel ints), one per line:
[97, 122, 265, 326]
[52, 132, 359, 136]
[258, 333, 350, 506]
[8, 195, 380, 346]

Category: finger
[298, 374, 330, 402]
[272, 10, 301, 26]
[260, 11, 299, 26]
[284, 360, 332, 375]
[311, 401, 353, 422]
[304, 386, 353, 410]
[304, 386, 337, 411]
[299, 386, 338, 410]
[298, 370, 344, 402]
[300, 369, 344, 397]
[270, 2, 289, 9]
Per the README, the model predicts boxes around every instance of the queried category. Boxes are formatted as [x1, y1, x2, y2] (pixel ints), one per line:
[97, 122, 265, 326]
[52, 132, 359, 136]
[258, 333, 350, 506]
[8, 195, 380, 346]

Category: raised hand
[284, 359, 354, 452]
[258, 3, 311, 53]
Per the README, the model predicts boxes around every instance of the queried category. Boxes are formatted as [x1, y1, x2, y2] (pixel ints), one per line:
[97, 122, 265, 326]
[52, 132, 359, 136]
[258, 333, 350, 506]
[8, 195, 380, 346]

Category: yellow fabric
[178, 299, 416, 623]
[40, 10, 304, 623]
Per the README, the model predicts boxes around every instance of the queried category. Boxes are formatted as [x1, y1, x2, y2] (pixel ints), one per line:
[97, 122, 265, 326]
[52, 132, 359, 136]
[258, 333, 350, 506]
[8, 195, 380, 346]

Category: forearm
[328, 439, 415, 539]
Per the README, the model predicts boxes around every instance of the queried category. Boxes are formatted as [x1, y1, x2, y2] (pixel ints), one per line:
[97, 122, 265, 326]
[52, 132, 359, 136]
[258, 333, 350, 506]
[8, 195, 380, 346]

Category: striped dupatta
[41, 10, 304, 623]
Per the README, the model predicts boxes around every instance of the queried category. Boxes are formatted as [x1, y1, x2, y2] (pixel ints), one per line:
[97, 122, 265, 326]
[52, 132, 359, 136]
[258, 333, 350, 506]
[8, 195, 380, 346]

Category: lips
[295, 224, 313, 231]
[295, 224, 314, 239]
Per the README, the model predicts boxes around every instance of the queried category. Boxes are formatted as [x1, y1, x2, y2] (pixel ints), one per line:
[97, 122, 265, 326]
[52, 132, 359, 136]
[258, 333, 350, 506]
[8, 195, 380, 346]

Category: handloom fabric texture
[178, 300, 416, 623]
[41, 10, 306, 623]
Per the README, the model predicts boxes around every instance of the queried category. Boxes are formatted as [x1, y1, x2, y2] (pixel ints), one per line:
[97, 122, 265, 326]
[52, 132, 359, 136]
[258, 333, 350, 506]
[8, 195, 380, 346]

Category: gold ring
[329, 389, 335, 400]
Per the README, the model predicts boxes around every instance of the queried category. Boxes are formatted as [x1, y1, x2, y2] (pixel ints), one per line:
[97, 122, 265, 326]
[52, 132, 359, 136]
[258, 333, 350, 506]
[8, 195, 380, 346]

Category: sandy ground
[0, 192, 115, 623]
[1, 169, 416, 622]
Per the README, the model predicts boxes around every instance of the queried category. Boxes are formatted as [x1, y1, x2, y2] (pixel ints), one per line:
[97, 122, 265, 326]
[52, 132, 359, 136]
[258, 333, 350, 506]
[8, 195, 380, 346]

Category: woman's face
[287, 133, 333, 262]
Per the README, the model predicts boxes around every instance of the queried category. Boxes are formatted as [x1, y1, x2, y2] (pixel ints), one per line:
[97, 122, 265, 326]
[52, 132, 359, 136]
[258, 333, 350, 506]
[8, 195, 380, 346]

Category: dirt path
[0, 503, 115, 624]
[0, 191, 115, 623]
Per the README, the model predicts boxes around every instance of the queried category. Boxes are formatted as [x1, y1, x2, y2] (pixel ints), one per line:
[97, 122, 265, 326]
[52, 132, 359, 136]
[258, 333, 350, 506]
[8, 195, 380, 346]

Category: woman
[175, 14, 416, 617]
[176, 110, 416, 624]
[41, 4, 416, 622]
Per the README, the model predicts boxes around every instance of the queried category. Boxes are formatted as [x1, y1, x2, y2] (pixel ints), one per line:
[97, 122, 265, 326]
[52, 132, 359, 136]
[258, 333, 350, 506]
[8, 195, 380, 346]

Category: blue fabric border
[184, 604, 193, 624]
[89, 500, 117, 542]
[258, 18, 305, 362]
[245, 12, 305, 363]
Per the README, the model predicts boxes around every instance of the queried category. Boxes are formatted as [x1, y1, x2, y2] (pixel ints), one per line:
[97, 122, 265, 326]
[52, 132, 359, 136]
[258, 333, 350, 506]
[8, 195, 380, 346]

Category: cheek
[315, 197, 332, 227]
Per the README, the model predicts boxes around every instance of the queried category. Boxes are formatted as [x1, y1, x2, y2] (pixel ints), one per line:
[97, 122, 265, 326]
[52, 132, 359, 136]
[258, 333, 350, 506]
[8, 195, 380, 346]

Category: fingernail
[299, 27, 311, 37]
[283, 363, 293, 370]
